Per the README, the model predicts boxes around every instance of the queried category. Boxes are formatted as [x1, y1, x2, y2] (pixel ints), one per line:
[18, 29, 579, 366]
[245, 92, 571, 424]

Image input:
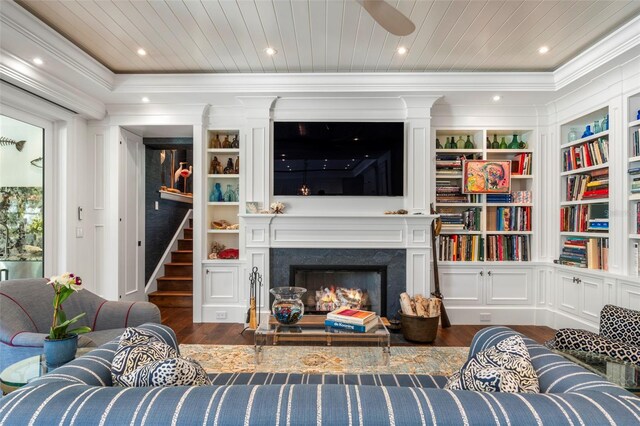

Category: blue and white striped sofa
[1, 324, 639, 425]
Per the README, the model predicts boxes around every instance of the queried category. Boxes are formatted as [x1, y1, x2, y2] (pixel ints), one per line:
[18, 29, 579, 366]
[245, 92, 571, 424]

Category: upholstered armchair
[0, 278, 161, 371]
[546, 304, 640, 366]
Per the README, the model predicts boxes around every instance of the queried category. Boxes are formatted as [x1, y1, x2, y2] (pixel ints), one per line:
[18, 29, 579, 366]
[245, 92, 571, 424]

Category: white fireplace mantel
[240, 213, 438, 249]
[239, 213, 439, 304]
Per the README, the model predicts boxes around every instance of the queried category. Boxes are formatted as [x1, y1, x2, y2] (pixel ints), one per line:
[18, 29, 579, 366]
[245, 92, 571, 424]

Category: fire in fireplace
[290, 265, 387, 316]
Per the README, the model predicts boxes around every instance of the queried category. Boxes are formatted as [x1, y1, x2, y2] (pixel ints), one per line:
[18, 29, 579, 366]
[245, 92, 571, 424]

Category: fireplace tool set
[242, 266, 263, 334]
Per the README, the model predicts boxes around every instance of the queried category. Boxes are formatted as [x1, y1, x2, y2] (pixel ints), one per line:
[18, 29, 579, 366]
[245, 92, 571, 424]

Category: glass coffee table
[255, 315, 391, 365]
[557, 350, 640, 395]
[0, 348, 91, 394]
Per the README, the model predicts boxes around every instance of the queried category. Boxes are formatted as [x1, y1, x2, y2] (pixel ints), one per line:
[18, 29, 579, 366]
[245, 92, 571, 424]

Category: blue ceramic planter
[43, 334, 78, 369]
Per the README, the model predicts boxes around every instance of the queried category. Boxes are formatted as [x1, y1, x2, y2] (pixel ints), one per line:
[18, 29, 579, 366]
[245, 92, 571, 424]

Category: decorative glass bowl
[270, 287, 306, 325]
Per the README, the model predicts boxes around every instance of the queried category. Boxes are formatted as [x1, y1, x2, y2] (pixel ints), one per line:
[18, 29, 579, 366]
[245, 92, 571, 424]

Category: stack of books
[325, 307, 378, 333]
[436, 181, 467, 203]
[558, 237, 608, 270]
[630, 167, 640, 194]
[512, 191, 532, 204]
[485, 234, 530, 261]
[435, 155, 462, 175]
[632, 128, 639, 157]
[438, 234, 484, 261]
[486, 194, 512, 203]
[562, 137, 609, 172]
[583, 170, 609, 199]
[438, 208, 481, 231]
[492, 206, 531, 231]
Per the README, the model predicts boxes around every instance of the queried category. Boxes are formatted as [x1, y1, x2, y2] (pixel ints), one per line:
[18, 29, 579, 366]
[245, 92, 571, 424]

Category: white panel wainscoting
[486, 268, 533, 305]
[204, 266, 239, 303]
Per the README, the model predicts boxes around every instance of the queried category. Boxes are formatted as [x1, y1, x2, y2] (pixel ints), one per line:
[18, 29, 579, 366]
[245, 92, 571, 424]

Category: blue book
[324, 319, 377, 333]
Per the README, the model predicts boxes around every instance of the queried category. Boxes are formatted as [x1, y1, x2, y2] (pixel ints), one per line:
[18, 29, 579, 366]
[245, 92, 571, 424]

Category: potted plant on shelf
[44, 273, 91, 368]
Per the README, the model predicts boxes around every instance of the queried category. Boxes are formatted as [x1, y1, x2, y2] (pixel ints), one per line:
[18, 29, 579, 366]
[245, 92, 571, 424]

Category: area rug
[179, 345, 468, 375]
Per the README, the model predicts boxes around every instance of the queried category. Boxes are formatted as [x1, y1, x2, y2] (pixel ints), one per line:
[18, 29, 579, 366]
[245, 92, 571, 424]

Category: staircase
[148, 220, 193, 308]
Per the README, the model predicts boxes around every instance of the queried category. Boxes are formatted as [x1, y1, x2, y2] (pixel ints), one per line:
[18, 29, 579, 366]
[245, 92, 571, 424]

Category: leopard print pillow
[120, 357, 210, 387]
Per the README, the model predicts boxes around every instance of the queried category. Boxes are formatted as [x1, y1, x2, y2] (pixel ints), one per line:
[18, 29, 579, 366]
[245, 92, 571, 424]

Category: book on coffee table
[325, 319, 378, 333]
[326, 307, 377, 325]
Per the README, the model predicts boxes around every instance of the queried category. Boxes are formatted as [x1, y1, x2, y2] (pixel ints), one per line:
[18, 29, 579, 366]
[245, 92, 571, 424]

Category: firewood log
[414, 295, 427, 317]
[400, 292, 415, 316]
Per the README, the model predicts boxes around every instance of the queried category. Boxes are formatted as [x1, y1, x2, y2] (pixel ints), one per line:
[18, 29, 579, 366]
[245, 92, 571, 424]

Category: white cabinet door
[618, 280, 640, 310]
[579, 274, 604, 322]
[439, 266, 484, 306]
[557, 271, 580, 316]
[486, 268, 532, 305]
[204, 266, 238, 304]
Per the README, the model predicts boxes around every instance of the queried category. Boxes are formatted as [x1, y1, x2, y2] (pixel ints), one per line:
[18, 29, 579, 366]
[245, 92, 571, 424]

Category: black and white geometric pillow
[112, 328, 178, 386]
[548, 328, 640, 366]
[599, 304, 640, 344]
[120, 357, 211, 387]
[445, 335, 540, 393]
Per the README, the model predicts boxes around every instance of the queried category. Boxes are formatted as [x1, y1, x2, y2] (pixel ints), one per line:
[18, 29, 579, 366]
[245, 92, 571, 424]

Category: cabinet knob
[479, 271, 483, 276]
[487, 271, 492, 276]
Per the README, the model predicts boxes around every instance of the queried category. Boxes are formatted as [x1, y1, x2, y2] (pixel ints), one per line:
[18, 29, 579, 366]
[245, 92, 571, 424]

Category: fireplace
[290, 265, 387, 316]
[270, 248, 405, 317]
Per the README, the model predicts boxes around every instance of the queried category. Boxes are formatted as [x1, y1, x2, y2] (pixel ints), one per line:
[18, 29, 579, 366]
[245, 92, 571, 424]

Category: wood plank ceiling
[17, 0, 640, 74]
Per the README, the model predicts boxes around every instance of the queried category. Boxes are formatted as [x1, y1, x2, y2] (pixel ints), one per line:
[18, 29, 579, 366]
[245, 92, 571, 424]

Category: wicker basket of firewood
[399, 292, 440, 343]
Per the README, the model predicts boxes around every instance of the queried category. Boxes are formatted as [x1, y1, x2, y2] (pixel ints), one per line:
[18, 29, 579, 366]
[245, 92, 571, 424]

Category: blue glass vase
[582, 125, 593, 138]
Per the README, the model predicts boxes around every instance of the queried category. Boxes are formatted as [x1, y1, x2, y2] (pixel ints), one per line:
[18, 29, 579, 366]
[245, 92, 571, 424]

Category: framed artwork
[462, 160, 511, 194]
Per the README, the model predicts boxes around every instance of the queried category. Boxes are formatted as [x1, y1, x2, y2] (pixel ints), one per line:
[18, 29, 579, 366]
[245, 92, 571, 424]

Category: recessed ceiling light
[264, 47, 277, 56]
[396, 46, 408, 55]
[538, 46, 549, 54]
[492, 95, 501, 102]
[141, 97, 150, 103]
[32, 57, 43, 65]
[137, 48, 147, 56]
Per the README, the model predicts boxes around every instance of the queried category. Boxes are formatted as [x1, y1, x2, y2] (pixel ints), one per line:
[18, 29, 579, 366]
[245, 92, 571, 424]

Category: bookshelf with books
[559, 107, 610, 271]
[627, 92, 640, 276]
[433, 129, 534, 263]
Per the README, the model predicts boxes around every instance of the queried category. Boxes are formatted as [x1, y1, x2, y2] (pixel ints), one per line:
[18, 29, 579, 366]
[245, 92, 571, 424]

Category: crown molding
[0, 50, 105, 119]
[113, 72, 555, 95]
[0, 1, 113, 91]
[553, 14, 640, 90]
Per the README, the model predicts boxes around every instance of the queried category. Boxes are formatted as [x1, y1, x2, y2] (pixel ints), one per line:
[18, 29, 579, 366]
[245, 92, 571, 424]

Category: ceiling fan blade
[357, 0, 416, 36]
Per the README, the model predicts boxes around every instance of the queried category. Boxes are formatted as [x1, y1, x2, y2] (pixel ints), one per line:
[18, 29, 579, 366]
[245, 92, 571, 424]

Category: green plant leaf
[57, 289, 74, 305]
[68, 326, 91, 335]
[58, 309, 67, 324]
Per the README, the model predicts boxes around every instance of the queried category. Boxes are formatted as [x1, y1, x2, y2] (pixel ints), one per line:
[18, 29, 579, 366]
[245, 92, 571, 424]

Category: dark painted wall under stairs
[145, 139, 193, 283]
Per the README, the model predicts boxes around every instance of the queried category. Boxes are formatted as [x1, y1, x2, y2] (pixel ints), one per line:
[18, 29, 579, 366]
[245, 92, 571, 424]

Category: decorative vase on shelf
[508, 134, 519, 149]
[637, 110, 640, 120]
[223, 184, 237, 202]
[435, 138, 443, 149]
[568, 128, 578, 142]
[231, 135, 239, 149]
[464, 135, 474, 149]
[43, 334, 77, 369]
[593, 121, 601, 134]
[491, 134, 500, 149]
[486, 137, 491, 149]
[518, 137, 527, 149]
[270, 287, 306, 325]
[456, 136, 465, 149]
[499, 137, 508, 149]
[582, 125, 593, 138]
[210, 183, 223, 202]
[445, 137, 454, 149]
[602, 115, 609, 131]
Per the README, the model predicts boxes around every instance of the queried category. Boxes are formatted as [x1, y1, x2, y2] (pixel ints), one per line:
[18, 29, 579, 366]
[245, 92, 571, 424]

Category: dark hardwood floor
[160, 307, 556, 346]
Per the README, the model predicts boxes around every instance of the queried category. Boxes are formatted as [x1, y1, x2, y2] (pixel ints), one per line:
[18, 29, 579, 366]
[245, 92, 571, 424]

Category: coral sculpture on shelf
[270, 201, 285, 214]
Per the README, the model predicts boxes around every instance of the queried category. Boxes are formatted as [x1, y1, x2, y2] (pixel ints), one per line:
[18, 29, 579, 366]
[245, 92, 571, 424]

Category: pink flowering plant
[47, 273, 91, 340]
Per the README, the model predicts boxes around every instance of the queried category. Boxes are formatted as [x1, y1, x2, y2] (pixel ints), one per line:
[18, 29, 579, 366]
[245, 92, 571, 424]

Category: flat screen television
[273, 121, 404, 196]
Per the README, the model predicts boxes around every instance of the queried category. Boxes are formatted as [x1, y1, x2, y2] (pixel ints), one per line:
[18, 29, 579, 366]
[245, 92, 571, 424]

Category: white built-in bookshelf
[627, 92, 640, 276]
[433, 129, 534, 262]
[205, 130, 241, 262]
[558, 107, 610, 271]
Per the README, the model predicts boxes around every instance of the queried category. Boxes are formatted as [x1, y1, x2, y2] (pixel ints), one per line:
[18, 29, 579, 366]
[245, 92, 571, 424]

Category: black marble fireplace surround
[270, 248, 406, 317]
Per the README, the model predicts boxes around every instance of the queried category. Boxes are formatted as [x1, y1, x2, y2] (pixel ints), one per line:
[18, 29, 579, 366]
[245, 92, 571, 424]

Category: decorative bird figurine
[174, 162, 186, 185]
[179, 164, 193, 194]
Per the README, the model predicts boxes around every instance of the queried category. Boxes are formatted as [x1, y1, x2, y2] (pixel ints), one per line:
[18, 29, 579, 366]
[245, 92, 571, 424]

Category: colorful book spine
[324, 319, 370, 333]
